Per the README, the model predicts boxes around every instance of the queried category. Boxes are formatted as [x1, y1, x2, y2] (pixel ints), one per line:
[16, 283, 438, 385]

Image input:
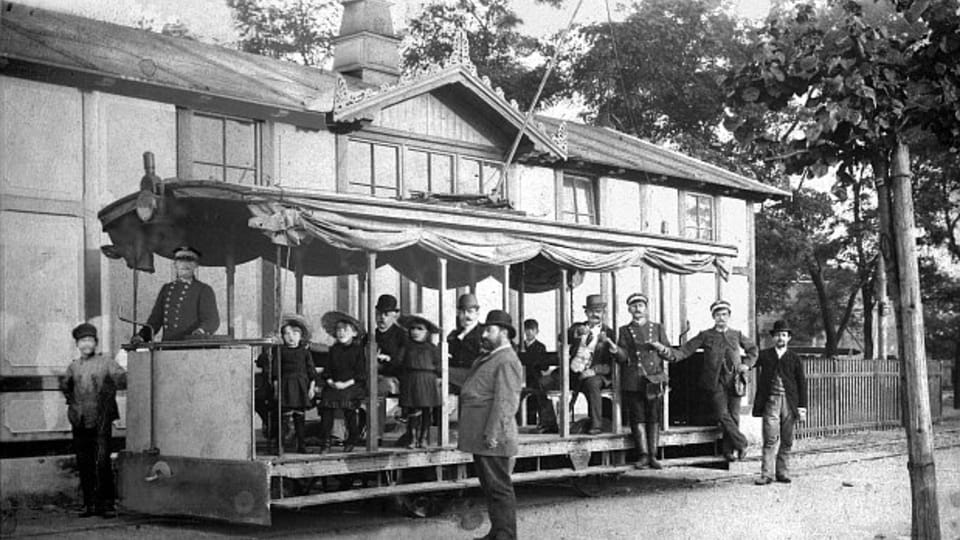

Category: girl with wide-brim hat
[394, 313, 442, 449]
[317, 310, 366, 452]
[320, 311, 364, 340]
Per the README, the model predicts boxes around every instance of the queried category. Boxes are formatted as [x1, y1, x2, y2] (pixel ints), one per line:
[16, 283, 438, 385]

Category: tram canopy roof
[99, 182, 734, 292]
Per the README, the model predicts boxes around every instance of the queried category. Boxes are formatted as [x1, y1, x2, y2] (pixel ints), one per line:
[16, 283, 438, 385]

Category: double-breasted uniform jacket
[457, 344, 523, 457]
[615, 321, 671, 392]
[568, 323, 616, 377]
[671, 328, 758, 390]
[60, 354, 127, 432]
[139, 278, 220, 341]
[751, 347, 807, 417]
[448, 324, 483, 370]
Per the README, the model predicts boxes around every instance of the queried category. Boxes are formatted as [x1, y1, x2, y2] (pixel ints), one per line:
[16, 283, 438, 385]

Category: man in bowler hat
[655, 299, 757, 461]
[133, 246, 220, 342]
[60, 323, 126, 517]
[752, 320, 807, 485]
[447, 293, 484, 391]
[458, 310, 523, 540]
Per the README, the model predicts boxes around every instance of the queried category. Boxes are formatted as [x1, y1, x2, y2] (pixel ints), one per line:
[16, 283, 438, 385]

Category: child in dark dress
[396, 313, 442, 449]
[257, 315, 316, 453]
[318, 311, 367, 453]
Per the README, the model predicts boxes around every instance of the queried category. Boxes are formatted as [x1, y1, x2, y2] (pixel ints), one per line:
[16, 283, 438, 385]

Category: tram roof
[99, 182, 735, 291]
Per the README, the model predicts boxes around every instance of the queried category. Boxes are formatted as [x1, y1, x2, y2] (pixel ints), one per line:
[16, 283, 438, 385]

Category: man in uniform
[611, 292, 672, 469]
[458, 309, 523, 540]
[447, 293, 483, 391]
[538, 294, 615, 435]
[132, 246, 220, 342]
[654, 299, 757, 461]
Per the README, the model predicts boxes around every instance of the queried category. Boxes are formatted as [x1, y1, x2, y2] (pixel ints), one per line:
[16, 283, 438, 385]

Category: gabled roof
[536, 117, 790, 199]
[332, 63, 568, 160]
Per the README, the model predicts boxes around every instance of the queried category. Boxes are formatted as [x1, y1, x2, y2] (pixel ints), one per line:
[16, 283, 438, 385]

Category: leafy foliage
[226, 0, 341, 66]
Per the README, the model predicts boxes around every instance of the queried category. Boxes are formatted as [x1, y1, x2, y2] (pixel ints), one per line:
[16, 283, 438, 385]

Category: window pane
[562, 178, 577, 215]
[193, 163, 224, 182]
[430, 153, 454, 194]
[405, 150, 429, 196]
[226, 167, 256, 185]
[193, 115, 223, 164]
[345, 140, 372, 187]
[458, 158, 481, 194]
[481, 162, 503, 194]
[375, 186, 399, 198]
[373, 144, 398, 192]
[685, 195, 700, 231]
[698, 197, 713, 237]
[574, 182, 592, 217]
[225, 119, 256, 169]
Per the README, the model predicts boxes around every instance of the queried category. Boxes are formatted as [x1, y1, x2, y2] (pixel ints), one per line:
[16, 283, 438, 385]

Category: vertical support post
[274, 246, 283, 456]
[250, 347, 256, 459]
[294, 249, 304, 314]
[132, 269, 139, 336]
[468, 264, 477, 294]
[439, 257, 450, 446]
[518, 264, 526, 352]
[226, 245, 236, 338]
[366, 252, 379, 452]
[660, 267, 670, 431]
[610, 271, 621, 434]
[560, 268, 571, 438]
[502, 265, 510, 312]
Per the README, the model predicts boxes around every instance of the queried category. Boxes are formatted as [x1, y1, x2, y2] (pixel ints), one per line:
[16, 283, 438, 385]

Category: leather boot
[632, 423, 648, 469]
[647, 423, 663, 469]
[404, 415, 420, 449]
[293, 412, 306, 453]
[416, 412, 429, 448]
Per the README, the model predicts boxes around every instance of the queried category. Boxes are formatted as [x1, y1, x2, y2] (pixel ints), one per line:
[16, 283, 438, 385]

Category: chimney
[332, 0, 400, 85]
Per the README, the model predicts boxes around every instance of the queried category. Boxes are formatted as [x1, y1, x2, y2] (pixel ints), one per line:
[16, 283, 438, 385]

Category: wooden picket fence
[794, 355, 943, 439]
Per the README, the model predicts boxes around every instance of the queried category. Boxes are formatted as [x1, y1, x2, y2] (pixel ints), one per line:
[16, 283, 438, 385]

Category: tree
[401, 0, 566, 110]
[226, 0, 341, 66]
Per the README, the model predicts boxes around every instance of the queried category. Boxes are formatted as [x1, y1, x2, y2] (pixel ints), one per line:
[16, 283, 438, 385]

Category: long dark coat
[139, 279, 220, 341]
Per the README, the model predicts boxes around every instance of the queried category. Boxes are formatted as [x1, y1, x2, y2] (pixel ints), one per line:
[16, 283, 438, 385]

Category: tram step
[271, 465, 634, 509]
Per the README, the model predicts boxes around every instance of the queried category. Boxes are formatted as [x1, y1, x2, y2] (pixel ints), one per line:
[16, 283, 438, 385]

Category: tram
[100, 167, 740, 526]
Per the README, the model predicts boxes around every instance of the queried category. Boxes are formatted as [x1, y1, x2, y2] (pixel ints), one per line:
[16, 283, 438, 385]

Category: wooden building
[0, 0, 786, 497]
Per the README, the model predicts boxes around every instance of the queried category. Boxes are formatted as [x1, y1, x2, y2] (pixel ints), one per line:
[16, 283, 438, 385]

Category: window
[405, 149, 454, 195]
[191, 113, 261, 184]
[684, 193, 715, 240]
[561, 175, 597, 224]
[458, 158, 503, 195]
[345, 140, 400, 198]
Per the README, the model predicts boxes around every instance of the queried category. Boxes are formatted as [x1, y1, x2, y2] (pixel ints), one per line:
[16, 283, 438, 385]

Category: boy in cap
[60, 323, 126, 517]
[752, 320, 807, 485]
[654, 299, 757, 461]
[612, 292, 672, 469]
[447, 293, 484, 391]
[458, 310, 523, 540]
[133, 245, 220, 342]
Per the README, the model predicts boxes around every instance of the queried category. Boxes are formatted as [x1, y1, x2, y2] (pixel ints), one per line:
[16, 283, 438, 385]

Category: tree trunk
[808, 261, 838, 357]
[862, 285, 875, 359]
[876, 251, 888, 360]
[887, 142, 940, 539]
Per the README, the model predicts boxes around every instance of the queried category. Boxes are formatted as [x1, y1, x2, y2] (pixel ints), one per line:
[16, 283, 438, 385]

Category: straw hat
[398, 313, 440, 334]
[280, 313, 312, 342]
[321, 310, 363, 338]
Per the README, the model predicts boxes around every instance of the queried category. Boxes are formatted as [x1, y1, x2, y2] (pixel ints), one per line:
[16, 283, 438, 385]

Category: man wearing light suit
[458, 310, 523, 540]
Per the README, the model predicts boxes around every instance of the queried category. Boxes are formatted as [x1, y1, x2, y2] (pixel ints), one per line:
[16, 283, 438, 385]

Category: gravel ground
[6, 412, 960, 540]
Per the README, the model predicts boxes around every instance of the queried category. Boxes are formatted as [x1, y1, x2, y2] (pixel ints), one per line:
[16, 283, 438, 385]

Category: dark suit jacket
[671, 328, 758, 390]
[519, 339, 548, 388]
[751, 347, 807, 417]
[447, 324, 483, 370]
[140, 279, 220, 341]
[615, 321, 671, 392]
[567, 323, 616, 376]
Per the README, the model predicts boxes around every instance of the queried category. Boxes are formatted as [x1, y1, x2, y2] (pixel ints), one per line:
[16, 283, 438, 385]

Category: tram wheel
[571, 473, 617, 497]
[397, 494, 445, 518]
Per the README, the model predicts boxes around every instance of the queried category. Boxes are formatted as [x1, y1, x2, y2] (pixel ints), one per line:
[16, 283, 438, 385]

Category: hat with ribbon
[583, 294, 607, 310]
[399, 313, 440, 334]
[710, 299, 732, 315]
[769, 320, 792, 336]
[280, 313, 312, 342]
[481, 309, 516, 339]
[375, 294, 400, 313]
[321, 311, 363, 338]
[172, 245, 201, 261]
[626, 292, 649, 306]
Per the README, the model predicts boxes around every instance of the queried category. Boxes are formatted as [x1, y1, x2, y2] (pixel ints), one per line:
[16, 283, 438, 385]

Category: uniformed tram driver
[132, 246, 220, 343]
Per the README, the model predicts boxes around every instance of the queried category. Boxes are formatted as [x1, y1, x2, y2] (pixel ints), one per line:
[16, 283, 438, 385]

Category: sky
[16, 0, 774, 45]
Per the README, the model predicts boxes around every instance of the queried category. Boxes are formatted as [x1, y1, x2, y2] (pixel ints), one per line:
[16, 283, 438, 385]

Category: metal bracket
[568, 449, 591, 471]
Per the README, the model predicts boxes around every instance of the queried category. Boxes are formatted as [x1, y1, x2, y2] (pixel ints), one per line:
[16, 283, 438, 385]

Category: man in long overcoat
[458, 309, 523, 540]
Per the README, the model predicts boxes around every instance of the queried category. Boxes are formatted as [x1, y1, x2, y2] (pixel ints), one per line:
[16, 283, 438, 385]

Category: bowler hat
[457, 293, 480, 310]
[583, 294, 606, 310]
[769, 320, 792, 336]
[280, 313, 312, 342]
[481, 309, 516, 339]
[626, 292, 648, 306]
[375, 294, 400, 313]
[710, 299, 732, 315]
[172, 245, 201, 261]
[72, 322, 98, 341]
[399, 313, 440, 334]
[321, 311, 364, 339]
